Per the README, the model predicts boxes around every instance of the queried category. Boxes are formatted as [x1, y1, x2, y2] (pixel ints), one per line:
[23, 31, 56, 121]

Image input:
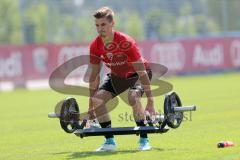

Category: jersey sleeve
[127, 41, 141, 62]
[90, 42, 101, 64]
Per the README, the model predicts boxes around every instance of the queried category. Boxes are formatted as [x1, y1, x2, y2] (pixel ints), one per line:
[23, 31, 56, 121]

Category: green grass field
[1, 72, 240, 160]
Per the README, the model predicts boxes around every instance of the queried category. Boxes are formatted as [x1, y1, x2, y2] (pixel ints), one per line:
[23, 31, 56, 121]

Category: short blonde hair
[93, 6, 114, 22]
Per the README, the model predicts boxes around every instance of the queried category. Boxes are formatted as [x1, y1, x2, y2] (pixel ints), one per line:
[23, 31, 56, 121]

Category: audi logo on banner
[58, 46, 89, 65]
[193, 44, 224, 67]
[150, 42, 186, 71]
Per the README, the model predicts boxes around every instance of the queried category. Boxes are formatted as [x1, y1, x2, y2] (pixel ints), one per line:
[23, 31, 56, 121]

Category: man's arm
[88, 63, 101, 119]
[89, 64, 100, 96]
[132, 59, 155, 114]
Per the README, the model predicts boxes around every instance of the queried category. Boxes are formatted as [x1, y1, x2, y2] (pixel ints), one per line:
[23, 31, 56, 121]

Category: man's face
[95, 17, 114, 38]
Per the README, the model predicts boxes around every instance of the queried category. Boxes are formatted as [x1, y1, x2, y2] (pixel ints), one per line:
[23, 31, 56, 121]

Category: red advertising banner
[0, 37, 240, 89]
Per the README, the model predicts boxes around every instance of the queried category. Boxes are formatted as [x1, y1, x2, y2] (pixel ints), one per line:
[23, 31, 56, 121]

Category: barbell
[48, 92, 196, 137]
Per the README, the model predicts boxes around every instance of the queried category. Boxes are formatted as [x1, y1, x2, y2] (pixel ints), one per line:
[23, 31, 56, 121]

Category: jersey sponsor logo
[105, 60, 127, 67]
[105, 53, 128, 67]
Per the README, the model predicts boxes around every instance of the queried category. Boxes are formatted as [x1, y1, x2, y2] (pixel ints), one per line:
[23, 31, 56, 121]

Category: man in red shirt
[88, 6, 155, 151]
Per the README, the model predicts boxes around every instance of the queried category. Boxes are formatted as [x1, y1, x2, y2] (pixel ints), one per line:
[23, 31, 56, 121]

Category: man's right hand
[88, 105, 96, 120]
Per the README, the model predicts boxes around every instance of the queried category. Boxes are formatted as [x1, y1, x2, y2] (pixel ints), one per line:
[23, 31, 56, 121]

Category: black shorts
[99, 70, 152, 97]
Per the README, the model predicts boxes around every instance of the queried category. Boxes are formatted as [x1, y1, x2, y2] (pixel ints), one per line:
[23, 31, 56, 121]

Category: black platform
[74, 126, 169, 138]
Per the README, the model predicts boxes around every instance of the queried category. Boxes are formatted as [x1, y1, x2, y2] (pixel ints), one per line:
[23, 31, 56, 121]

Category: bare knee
[91, 96, 105, 108]
[90, 91, 112, 119]
[91, 90, 112, 108]
[128, 89, 142, 106]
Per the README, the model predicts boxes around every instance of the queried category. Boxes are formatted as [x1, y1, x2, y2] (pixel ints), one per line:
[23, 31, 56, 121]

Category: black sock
[99, 121, 114, 139]
[136, 120, 148, 138]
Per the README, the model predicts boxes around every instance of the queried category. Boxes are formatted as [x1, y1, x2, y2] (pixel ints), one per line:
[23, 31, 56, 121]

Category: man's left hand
[145, 98, 155, 115]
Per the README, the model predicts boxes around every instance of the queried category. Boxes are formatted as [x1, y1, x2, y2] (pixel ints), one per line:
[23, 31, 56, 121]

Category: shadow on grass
[55, 147, 176, 159]
[68, 150, 138, 159]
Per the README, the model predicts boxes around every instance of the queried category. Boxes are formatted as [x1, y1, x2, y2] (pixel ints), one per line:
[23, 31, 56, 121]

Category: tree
[123, 11, 144, 41]
[0, 0, 22, 44]
[23, 2, 48, 43]
[145, 8, 162, 39]
[206, 0, 240, 32]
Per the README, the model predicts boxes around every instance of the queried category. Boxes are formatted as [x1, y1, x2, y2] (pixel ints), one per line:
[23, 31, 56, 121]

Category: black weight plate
[59, 97, 80, 133]
[164, 92, 183, 128]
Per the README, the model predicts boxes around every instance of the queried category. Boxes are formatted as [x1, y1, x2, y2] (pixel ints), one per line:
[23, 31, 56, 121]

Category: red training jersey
[90, 31, 149, 78]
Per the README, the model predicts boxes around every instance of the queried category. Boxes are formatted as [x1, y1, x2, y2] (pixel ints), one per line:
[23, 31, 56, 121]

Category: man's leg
[128, 88, 147, 137]
[128, 86, 151, 151]
[91, 90, 112, 121]
[91, 89, 117, 151]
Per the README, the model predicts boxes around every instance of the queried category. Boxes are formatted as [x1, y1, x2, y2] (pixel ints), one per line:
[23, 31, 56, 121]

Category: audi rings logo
[103, 41, 132, 52]
[104, 42, 118, 52]
[150, 42, 186, 71]
[230, 40, 240, 67]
